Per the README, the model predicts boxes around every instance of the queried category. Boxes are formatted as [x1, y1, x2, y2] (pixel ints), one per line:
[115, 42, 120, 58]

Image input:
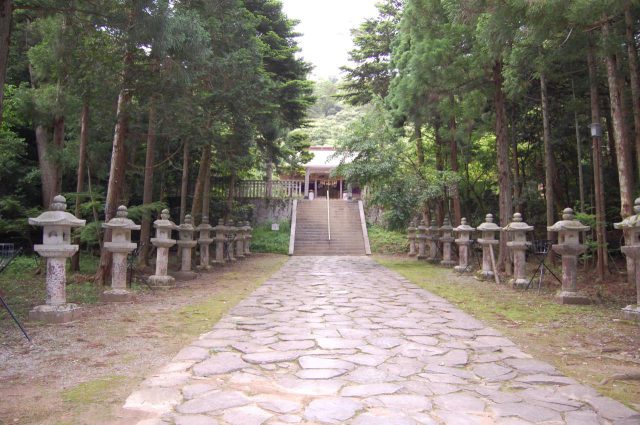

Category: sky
[280, 0, 380, 81]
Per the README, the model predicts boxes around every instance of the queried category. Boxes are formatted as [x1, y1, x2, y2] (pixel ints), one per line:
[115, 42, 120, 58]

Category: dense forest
[335, 0, 640, 280]
[0, 0, 314, 281]
[2, 0, 640, 284]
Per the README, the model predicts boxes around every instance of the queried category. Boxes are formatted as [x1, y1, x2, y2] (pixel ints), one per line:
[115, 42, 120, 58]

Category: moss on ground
[376, 255, 640, 409]
[61, 375, 128, 405]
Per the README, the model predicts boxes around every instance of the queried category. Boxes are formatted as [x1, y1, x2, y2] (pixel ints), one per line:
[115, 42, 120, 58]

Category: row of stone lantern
[28, 195, 253, 323]
[407, 208, 594, 307]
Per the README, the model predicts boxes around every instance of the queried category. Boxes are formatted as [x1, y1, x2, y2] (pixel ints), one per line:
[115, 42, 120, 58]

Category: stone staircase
[293, 199, 367, 256]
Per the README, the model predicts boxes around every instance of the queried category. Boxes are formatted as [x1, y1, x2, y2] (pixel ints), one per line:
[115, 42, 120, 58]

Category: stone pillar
[28, 195, 86, 323]
[196, 216, 213, 271]
[504, 213, 533, 288]
[548, 208, 590, 304]
[175, 215, 198, 280]
[235, 221, 245, 260]
[243, 221, 252, 256]
[149, 209, 177, 288]
[407, 221, 417, 257]
[476, 214, 501, 281]
[440, 218, 456, 267]
[304, 168, 310, 198]
[427, 220, 439, 263]
[226, 221, 237, 262]
[615, 198, 640, 320]
[454, 218, 475, 273]
[212, 219, 226, 264]
[416, 220, 427, 260]
[102, 206, 140, 302]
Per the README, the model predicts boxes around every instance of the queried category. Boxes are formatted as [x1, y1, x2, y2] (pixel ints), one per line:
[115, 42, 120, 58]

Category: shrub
[250, 221, 290, 254]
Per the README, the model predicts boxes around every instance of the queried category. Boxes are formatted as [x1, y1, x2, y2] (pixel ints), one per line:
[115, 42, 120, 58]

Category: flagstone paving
[124, 256, 640, 425]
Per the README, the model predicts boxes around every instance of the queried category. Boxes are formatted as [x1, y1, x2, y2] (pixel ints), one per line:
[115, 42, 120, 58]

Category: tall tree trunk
[449, 98, 461, 225]
[52, 114, 64, 194]
[0, 0, 12, 127]
[139, 99, 157, 266]
[512, 129, 521, 213]
[35, 125, 58, 208]
[434, 115, 445, 225]
[603, 20, 635, 218]
[540, 73, 557, 239]
[180, 140, 190, 223]
[71, 100, 89, 271]
[625, 4, 640, 180]
[96, 88, 130, 284]
[191, 144, 210, 225]
[94, 48, 134, 285]
[493, 60, 512, 271]
[415, 121, 425, 166]
[588, 43, 608, 280]
[572, 80, 586, 213]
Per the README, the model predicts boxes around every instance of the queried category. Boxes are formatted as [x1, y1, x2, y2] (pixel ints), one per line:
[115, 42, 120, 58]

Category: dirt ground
[0, 254, 287, 425]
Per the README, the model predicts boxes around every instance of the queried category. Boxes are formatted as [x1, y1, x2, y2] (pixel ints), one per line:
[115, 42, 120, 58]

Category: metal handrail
[327, 192, 331, 242]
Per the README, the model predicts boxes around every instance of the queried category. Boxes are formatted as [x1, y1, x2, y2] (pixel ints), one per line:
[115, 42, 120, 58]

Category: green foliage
[368, 225, 408, 254]
[250, 221, 290, 254]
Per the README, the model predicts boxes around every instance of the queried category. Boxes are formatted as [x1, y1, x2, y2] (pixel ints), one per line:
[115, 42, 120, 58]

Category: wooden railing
[212, 178, 304, 199]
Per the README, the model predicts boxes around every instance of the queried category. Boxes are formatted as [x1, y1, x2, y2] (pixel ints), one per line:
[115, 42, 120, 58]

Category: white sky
[281, 0, 380, 81]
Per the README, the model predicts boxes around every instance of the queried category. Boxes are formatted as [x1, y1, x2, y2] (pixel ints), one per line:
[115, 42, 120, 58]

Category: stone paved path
[124, 257, 640, 425]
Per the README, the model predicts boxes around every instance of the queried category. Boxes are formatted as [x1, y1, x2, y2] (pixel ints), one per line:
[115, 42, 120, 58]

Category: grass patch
[0, 254, 101, 324]
[250, 221, 291, 254]
[375, 255, 640, 409]
[61, 375, 127, 405]
[368, 225, 408, 254]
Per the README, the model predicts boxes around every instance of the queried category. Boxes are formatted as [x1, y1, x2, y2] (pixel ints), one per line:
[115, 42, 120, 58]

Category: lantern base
[29, 303, 83, 324]
[196, 264, 212, 272]
[101, 289, 134, 303]
[454, 265, 471, 274]
[476, 270, 494, 281]
[173, 270, 198, 281]
[440, 260, 456, 267]
[148, 275, 176, 289]
[621, 305, 640, 321]
[555, 291, 590, 305]
[511, 279, 529, 289]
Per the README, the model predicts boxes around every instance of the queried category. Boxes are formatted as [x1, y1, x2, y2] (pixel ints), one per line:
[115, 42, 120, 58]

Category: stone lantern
[504, 213, 533, 288]
[548, 208, 590, 304]
[416, 220, 427, 260]
[454, 218, 475, 273]
[212, 219, 226, 264]
[615, 198, 640, 321]
[427, 219, 440, 263]
[149, 209, 177, 288]
[102, 205, 140, 302]
[476, 214, 501, 281]
[243, 221, 252, 256]
[235, 221, 245, 260]
[407, 221, 417, 257]
[175, 214, 198, 280]
[28, 195, 86, 323]
[440, 218, 456, 267]
[196, 216, 213, 271]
